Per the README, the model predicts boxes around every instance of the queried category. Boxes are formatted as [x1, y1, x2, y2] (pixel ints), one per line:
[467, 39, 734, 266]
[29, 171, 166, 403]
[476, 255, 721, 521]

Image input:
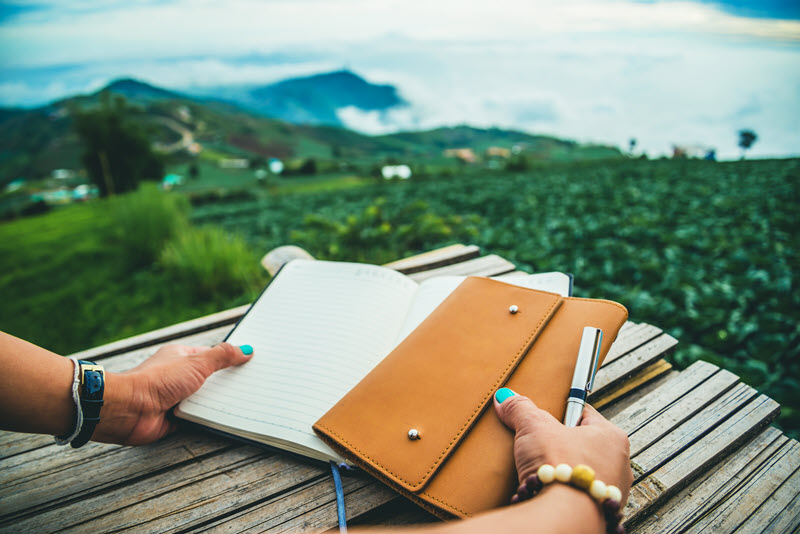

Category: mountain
[102, 78, 187, 101]
[213, 70, 405, 126]
[0, 77, 620, 185]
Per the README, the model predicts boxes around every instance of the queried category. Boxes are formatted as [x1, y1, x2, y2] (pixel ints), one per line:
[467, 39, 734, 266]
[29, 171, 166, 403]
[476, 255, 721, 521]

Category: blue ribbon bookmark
[330, 461, 348, 533]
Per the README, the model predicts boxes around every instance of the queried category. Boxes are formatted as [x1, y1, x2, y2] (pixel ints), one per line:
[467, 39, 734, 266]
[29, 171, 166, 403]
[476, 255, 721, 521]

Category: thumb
[188, 342, 253, 379]
[493, 388, 555, 433]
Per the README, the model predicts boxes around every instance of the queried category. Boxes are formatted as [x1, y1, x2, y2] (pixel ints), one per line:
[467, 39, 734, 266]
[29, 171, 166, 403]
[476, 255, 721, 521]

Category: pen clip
[585, 328, 603, 393]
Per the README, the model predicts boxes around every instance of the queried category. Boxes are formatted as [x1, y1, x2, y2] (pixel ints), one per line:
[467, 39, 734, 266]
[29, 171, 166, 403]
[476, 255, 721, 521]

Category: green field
[1, 157, 798, 437]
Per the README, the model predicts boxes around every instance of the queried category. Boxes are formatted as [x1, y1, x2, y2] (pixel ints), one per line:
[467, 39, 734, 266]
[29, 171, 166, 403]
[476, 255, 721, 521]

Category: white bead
[509, 305, 519, 314]
[554, 464, 573, 483]
[590, 480, 608, 500]
[408, 429, 420, 440]
[606, 485, 622, 502]
[537, 464, 555, 484]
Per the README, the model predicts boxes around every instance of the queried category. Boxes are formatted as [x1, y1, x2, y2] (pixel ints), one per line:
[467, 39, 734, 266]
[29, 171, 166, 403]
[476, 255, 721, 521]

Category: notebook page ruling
[178, 260, 418, 459]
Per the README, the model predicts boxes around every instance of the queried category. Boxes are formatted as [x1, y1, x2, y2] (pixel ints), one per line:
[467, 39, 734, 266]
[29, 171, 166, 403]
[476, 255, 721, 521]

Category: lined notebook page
[176, 260, 418, 460]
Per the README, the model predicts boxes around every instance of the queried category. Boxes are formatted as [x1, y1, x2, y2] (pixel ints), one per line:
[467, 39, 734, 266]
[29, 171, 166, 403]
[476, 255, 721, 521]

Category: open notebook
[175, 259, 572, 461]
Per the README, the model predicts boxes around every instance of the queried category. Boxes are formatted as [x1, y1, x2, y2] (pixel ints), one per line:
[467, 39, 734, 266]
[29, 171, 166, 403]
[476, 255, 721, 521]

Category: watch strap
[71, 360, 105, 448]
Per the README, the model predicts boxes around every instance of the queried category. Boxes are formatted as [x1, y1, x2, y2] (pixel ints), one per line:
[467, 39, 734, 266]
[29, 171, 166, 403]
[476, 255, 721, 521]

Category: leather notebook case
[313, 276, 628, 519]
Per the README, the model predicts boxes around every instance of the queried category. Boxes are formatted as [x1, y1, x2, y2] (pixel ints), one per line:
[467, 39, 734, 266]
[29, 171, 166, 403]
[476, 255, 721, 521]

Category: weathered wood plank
[52, 452, 328, 534]
[5, 445, 267, 533]
[631, 427, 787, 533]
[686, 439, 800, 532]
[382, 244, 481, 274]
[726, 453, 800, 534]
[592, 333, 678, 395]
[69, 304, 250, 361]
[759, 466, 800, 533]
[346, 498, 439, 529]
[0, 431, 53, 459]
[592, 360, 673, 410]
[605, 361, 720, 435]
[603, 324, 663, 365]
[599, 370, 680, 421]
[0, 431, 234, 523]
[630, 384, 759, 480]
[626, 368, 740, 455]
[624, 393, 781, 525]
[178, 470, 392, 533]
[407, 254, 516, 282]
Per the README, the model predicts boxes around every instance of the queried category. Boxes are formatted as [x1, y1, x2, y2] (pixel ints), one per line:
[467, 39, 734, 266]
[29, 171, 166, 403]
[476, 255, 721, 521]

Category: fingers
[493, 388, 556, 433]
[578, 404, 606, 426]
[189, 343, 253, 378]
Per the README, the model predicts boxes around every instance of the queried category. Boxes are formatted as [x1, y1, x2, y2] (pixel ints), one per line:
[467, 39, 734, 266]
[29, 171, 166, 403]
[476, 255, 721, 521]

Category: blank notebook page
[178, 260, 418, 459]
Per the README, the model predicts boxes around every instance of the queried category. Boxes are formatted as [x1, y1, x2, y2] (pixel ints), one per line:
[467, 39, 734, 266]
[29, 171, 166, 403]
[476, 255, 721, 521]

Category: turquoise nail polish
[495, 387, 516, 404]
[240, 344, 253, 356]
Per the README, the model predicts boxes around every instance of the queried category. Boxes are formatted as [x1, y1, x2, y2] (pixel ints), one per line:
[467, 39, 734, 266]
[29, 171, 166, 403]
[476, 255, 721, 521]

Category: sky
[0, 0, 799, 159]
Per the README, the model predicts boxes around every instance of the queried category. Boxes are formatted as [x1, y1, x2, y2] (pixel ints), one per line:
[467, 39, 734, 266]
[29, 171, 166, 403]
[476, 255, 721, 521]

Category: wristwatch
[71, 360, 105, 448]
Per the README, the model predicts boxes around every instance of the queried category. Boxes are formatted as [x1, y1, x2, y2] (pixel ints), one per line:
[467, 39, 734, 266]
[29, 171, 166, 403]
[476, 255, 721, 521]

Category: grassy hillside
[0, 78, 621, 187]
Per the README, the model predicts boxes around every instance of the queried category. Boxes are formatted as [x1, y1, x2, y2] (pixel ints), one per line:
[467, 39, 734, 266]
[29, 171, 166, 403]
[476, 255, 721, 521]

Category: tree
[73, 93, 164, 196]
[738, 129, 757, 159]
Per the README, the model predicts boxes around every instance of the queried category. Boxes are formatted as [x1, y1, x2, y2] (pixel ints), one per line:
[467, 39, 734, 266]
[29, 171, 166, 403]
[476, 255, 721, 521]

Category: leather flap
[314, 277, 562, 493]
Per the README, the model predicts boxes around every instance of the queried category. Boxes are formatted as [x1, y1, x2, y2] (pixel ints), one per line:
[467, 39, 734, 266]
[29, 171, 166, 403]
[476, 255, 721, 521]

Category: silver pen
[563, 327, 603, 427]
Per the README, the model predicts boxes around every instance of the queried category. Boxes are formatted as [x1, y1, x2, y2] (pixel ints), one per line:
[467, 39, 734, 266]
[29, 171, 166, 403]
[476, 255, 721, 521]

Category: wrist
[91, 370, 137, 444]
[536, 484, 605, 534]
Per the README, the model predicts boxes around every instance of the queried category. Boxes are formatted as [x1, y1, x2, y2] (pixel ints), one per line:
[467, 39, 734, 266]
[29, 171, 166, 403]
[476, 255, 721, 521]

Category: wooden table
[2, 244, 798, 533]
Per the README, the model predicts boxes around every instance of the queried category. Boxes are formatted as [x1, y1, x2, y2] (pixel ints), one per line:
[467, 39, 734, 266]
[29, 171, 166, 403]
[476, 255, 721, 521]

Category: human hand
[493, 388, 632, 504]
[93, 343, 253, 446]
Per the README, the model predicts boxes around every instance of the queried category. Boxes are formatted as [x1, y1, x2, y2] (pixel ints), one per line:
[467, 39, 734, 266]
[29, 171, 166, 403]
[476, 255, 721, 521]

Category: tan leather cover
[313, 276, 628, 519]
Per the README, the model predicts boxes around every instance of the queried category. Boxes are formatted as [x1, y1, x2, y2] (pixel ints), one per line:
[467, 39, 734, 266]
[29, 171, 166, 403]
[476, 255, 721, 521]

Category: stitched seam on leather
[565, 297, 629, 318]
[317, 294, 561, 489]
[316, 422, 471, 517]
[420, 491, 471, 517]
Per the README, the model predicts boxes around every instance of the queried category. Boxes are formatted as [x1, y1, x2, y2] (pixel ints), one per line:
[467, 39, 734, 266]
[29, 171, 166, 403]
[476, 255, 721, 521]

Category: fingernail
[495, 387, 516, 404]
[239, 344, 253, 356]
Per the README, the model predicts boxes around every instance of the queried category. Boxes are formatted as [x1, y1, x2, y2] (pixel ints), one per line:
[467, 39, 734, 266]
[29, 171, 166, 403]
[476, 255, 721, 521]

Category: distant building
[162, 174, 184, 190]
[381, 165, 412, 180]
[443, 148, 477, 163]
[672, 145, 713, 159]
[5, 179, 24, 192]
[176, 105, 192, 123]
[52, 169, 75, 180]
[219, 158, 250, 169]
[268, 158, 284, 175]
[486, 146, 511, 158]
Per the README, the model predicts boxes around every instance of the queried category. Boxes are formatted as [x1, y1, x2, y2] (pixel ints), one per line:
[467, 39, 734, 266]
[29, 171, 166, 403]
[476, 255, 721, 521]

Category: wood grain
[69, 304, 250, 361]
[407, 254, 516, 282]
[592, 333, 678, 395]
[382, 244, 481, 274]
[630, 384, 759, 479]
[632, 427, 786, 533]
[607, 361, 719, 435]
[591, 360, 673, 410]
[0, 431, 233, 523]
[685, 439, 800, 532]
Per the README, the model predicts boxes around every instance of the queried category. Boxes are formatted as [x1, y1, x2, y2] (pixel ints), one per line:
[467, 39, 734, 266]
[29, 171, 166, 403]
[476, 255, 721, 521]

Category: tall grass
[160, 226, 265, 298]
[107, 184, 190, 267]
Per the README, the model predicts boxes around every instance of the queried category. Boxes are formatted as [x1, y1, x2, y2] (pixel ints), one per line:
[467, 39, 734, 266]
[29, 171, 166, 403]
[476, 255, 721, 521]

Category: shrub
[159, 226, 265, 298]
[107, 184, 190, 267]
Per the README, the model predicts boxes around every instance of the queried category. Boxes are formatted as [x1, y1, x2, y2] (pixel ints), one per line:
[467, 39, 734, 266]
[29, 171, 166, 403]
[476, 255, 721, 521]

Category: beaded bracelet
[510, 463, 625, 534]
